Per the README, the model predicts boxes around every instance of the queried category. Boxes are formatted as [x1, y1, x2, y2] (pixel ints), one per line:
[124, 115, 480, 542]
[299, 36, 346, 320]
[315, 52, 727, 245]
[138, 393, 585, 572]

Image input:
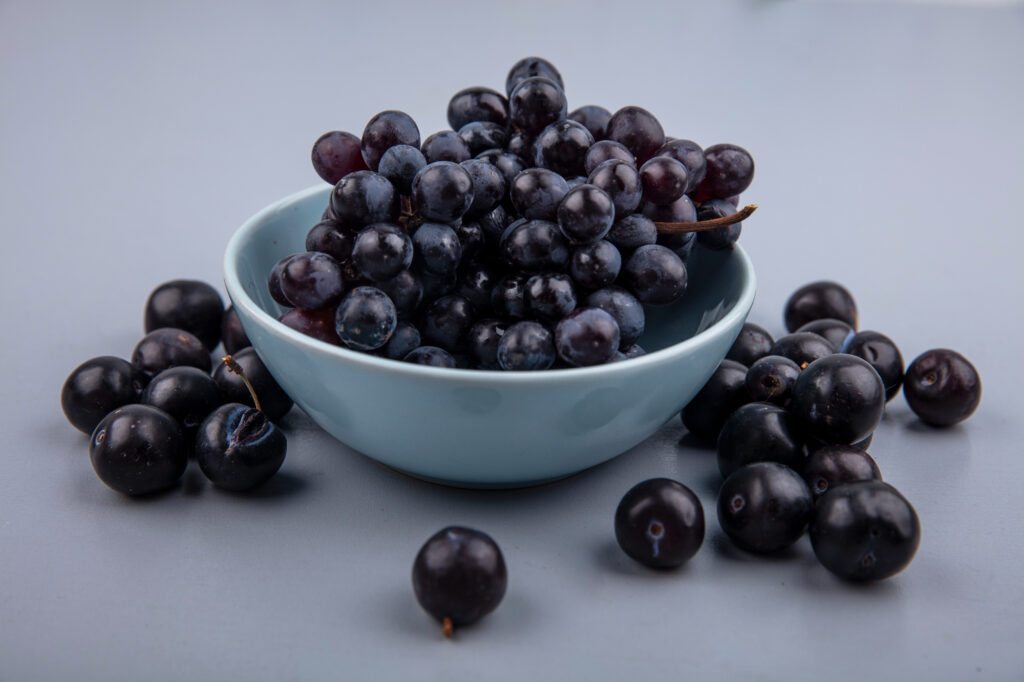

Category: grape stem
[222, 355, 262, 412]
[442, 617, 454, 638]
[654, 203, 757, 234]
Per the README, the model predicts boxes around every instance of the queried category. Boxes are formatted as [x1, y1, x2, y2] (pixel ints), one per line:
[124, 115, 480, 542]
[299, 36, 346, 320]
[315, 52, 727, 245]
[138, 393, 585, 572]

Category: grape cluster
[61, 280, 290, 495]
[661, 279, 981, 580]
[277, 56, 754, 370]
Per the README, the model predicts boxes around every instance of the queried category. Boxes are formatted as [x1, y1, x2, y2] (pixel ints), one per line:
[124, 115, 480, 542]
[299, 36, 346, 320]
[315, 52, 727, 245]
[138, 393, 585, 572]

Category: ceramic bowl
[224, 185, 756, 487]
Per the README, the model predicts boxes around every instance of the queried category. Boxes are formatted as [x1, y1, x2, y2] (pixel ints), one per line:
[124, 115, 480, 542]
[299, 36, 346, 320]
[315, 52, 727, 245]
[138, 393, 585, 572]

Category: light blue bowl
[224, 185, 756, 487]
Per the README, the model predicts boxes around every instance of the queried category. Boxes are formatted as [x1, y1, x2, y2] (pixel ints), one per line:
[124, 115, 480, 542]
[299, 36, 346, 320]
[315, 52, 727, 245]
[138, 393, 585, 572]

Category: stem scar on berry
[654, 203, 757, 234]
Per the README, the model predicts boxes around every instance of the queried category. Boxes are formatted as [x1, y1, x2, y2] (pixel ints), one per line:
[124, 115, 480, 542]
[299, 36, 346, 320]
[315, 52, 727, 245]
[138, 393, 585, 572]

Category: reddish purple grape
[311, 131, 369, 184]
[692, 143, 755, 203]
[278, 308, 341, 345]
[639, 156, 688, 206]
[361, 110, 421, 171]
[606, 106, 665, 164]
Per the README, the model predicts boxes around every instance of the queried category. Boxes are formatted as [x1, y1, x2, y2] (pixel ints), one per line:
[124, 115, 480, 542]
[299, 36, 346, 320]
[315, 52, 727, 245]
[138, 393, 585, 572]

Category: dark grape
[505, 56, 564, 95]
[491, 272, 529, 319]
[803, 445, 882, 498]
[421, 130, 471, 164]
[500, 219, 570, 271]
[454, 221, 485, 263]
[524, 273, 577, 321]
[639, 156, 688, 206]
[655, 139, 706, 192]
[656, 232, 697, 263]
[311, 130, 369, 184]
[903, 349, 981, 426]
[568, 105, 611, 141]
[606, 106, 665, 164]
[691, 143, 755, 203]
[279, 252, 345, 310]
[554, 307, 620, 367]
[383, 321, 421, 361]
[144, 280, 224, 352]
[585, 286, 645, 347]
[412, 222, 462, 276]
[458, 122, 508, 156]
[622, 244, 687, 305]
[726, 322, 774, 366]
[141, 366, 222, 437]
[412, 526, 507, 634]
[212, 347, 293, 422]
[784, 280, 858, 332]
[510, 168, 570, 221]
[534, 119, 594, 178]
[352, 223, 415, 283]
[268, 255, 296, 307]
[614, 478, 705, 569]
[497, 321, 555, 371]
[377, 144, 427, 195]
[417, 266, 458, 301]
[89, 405, 187, 496]
[845, 331, 904, 402]
[132, 328, 211, 375]
[412, 161, 475, 224]
[404, 346, 456, 368]
[195, 403, 286, 491]
[570, 240, 621, 289]
[477, 204, 510, 245]
[716, 403, 808, 478]
[278, 307, 341, 345]
[447, 86, 510, 130]
[508, 77, 567, 136]
[335, 286, 398, 351]
[306, 220, 357, 263]
[420, 295, 474, 353]
[605, 214, 657, 252]
[641, 194, 697, 224]
[361, 110, 421, 171]
[680, 359, 749, 442]
[556, 184, 615, 244]
[696, 198, 742, 250]
[460, 158, 506, 218]
[476, 149, 524, 187]
[330, 170, 400, 227]
[505, 131, 534, 162]
[796, 318, 855, 351]
[584, 140, 636, 175]
[792, 354, 886, 445]
[810, 481, 920, 581]
[622, 343, 646, 359]
[467, 319, 506, 369]
[769, 332, 836, 369]
[587, 159, 642, 218]
[717, 462, 813, 554]
[457, 264, 496, 313]
[744, 355, 801, 406]
[377, 269, 423, 319]
[221, 306, 251, 354]
[61, 356, 148, 434]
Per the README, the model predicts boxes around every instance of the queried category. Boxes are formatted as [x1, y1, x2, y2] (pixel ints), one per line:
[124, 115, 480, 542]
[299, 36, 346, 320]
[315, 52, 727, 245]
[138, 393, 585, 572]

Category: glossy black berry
[89, 405, 187, 496]
[587, 159, 643, 219]
[278, 308, 342, 345]
[568, 105, 611, 141]
[570, 240, 621, 290]
[796, 318, 855, 351]
[141, 366, 222, 437]
[268, 255, 296, 307]
[497, 321, 555, 371]
[744, 355, 801, 406]
[615, 478, 705, 569]
[802, 445, 882, 498]
[404, 346, 456, 368]
[448, 86, 510, 130]
[61, 356, 148, 434]
[466, 319, 506, 369]
[412, 222, 462, 276]
[278, 252, 346, 311]
[784, 281, 858, 333]
[335, 286, 398, 351]
[769, 332, 835, 370]
[903, 349, 981, 426]
[585, 286, 645, 347]
[639, 156, 688, 206]
[476, 150, 524, 188]
[605, 214, 657, 252]
[726, 322, 774, 367]
[458, 122, 509, 156]
[508, 76, 567, 135]
[195, 403, 287, 491]
[382, 321, 421, 361]
[412, 526, 507, 635]
[691, 143, 755, 203]
[221, 306, 251, 354]
[524, 273, 576, 321]
[329, 170, 400, 228]
[792, 354, 885, 445]
[306, 220, 357, 264]
[810, 481, 920, 581]
[606, 106, 665, 164]
[212, 347, 293, 423]
[584, 140, 635, 175]
[555, 307, 620, 367]
[420, 295, 475, 353]
[412, 161, 475, 224]
[144, 280, 224, 351]
[500, 219, 570, 272]
[534, 119, 594, 178]
[622, 244, 687, 305]
[361, 110, 420, 171]
[717, 462, 813, 554]
[131, 328, 211, 376]
[845, 331, 904, 402]
[696, 198, 742, 250]
[510, 168, 570, 221]
[460, 159, 506, 218]
[377, 144, 427, 195]
[457, 264, 496, 313]
[378, 269, 423, 319]
[505, 56, 563, 96]
[717, 403, 808, 478]
[655, 139, 706, 192]
[311, 130, 369, 184]
[680, 359, 750, 442]
[557, 184, 615, 245]
[421, 130, 471, 164]
[352, 223, 415, 283]
[491, 272, 529, 319]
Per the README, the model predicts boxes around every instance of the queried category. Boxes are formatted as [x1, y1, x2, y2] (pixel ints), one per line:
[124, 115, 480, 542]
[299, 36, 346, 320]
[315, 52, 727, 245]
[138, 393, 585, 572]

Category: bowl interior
[229, 186, 750, 361]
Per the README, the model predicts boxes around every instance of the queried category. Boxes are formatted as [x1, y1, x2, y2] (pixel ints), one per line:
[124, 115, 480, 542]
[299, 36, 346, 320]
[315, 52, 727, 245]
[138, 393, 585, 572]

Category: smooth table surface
[2, 1, 1023, 680]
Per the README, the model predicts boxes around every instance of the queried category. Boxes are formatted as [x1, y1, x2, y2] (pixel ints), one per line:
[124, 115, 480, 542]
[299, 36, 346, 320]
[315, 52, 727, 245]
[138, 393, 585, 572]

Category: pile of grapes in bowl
[224, 56, 757, 487]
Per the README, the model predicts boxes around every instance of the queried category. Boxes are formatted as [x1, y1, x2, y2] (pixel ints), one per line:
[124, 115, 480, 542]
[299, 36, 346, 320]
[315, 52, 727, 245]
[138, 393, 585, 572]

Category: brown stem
[654, 203, 757, 234]
[442, 617, 454, 638]
[222, 355, 262, 412]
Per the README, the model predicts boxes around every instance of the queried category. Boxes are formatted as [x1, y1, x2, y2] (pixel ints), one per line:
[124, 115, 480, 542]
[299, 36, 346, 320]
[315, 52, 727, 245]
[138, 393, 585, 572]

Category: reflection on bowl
[224, 185, 756, 487]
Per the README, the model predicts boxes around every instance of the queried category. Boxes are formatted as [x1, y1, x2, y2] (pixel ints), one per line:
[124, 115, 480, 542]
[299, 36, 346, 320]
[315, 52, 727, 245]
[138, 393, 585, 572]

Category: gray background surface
[2, 0, 1023, 679]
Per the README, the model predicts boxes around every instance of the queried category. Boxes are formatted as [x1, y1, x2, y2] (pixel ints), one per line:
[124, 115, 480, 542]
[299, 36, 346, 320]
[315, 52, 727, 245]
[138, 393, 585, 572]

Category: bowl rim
[224, 184, 757, 385]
